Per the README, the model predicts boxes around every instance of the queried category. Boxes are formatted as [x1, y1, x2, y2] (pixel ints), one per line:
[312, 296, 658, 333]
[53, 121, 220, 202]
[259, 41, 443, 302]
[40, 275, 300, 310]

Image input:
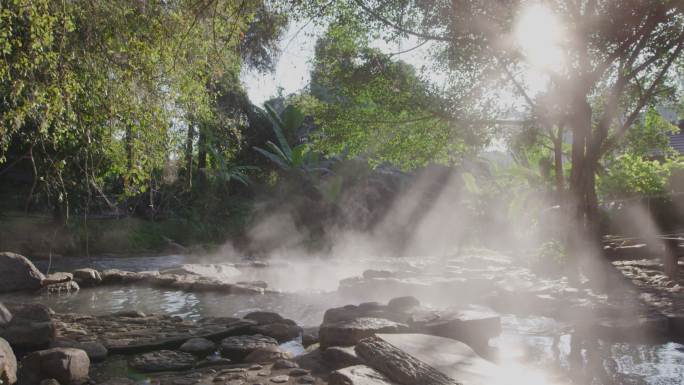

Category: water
[3, 254, 684, 384]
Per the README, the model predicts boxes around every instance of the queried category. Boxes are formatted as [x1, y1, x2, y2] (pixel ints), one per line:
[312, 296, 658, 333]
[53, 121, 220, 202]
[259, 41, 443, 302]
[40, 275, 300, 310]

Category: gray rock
[128, 350, 196, 372]
[0, 337, 17, 385]
[39, 380, 60, 385]
[244, 346, 293, 363]
[270, 375, 289, 383]
[220, 335, 278, 361]
[387, 296, 420, 312]
[51, 339, 107, 362]
[71, 269, 102, 287]
[409, 306, 500, 351]
[319, 318, 409, 348]
[0, 252, 45, 292]
[289, 368, 309, 376]
[42, 273, 73, 286]
[39, 281, 80, 295]
[18, 348, 90, 385]
[1, 304, 55, 349]
[160, 264, 241, 281]
[328, 365, 397, 385]
[272, 359, 298, 369]
[252, 322, 302, 343]
[362, 270, 395, 279]
[370, 333, 501, 385]
[322, 346, 363, 370]
[0, 303, 12, 327]
[244, 312, 286, 325]
[179, 338, 216, 356]
[96, 378, 135, 385]
[355, 336, 457, 385]
[297, 374, 315, 384]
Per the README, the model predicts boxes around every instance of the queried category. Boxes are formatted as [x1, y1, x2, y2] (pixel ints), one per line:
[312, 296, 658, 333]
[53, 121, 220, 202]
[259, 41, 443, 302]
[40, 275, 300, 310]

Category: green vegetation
[1, 1, 684, 263]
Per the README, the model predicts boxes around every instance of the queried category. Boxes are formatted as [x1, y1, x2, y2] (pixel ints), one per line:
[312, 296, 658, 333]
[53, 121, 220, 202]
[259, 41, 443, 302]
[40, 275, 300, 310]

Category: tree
[300, 20, 487, 170]
[293, 0, 684, 250]
[0, 0, 286, 220]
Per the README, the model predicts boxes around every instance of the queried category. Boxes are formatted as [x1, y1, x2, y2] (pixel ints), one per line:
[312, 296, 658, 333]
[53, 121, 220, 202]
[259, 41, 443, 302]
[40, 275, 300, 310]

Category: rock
[99, 269, 147, 285]
[322, 346, 363, 370]
[160, 264, 242, 281]
[96, 378, 135, 385]
[237, 280, 268, 288]
[387, 297, 420, 312]
[244, 346, 293, 363]
[302, 334, 318, 348]
[270, 375, 289, 383]
[297, 375, 315, 384]
[0, 337, 17, 385]
[245, 312, 287, 325]
[289, 368, 309, 376]
[110, 310, 146, 318]
[220, 335, 278, 361]
[179, 338, 216, 356]
[51, 339, 107, 362]
[355, 336, 457, 385]
[42, 273, 73, 286]
[370, 333, 501, 385]
[362, 270, 395, 279]
[39, 380, 60, 385]
[71, 269, 102, 287]
[1, 304, 55, 350]
[0, 303, 12, 327]
[328, 365, 397, 385]
[319, 318, 409, 348]
[0, 252, 45, 292]
[272, 359, 298, 369]
[39, 281, 80, 295]
[323, 304, 406, 324]
[128, 350, 196, 372]
[408, 306, 501, 351]
[252, 323, 302, 343]
[18, 348, 89, 385]
[294, 349, 328, 375]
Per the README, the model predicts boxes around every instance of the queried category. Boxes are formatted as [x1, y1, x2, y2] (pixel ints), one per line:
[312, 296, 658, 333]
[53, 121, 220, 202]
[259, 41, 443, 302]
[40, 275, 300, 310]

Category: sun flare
[514, 3, 565, 71]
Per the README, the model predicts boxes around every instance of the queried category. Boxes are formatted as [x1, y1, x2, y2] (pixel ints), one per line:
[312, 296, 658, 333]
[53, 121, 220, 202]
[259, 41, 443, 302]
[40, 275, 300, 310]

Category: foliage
[0, 0, 286, 221]
[598, 153, 684, 198]
[299, 21, 489, 170]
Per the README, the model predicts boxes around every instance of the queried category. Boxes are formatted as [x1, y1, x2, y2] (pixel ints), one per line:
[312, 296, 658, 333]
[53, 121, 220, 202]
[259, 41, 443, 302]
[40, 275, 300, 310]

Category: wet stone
[272, 359, 298, 369]
[319, 317, 409, 348]
[220, 335, 278, 361]
[179, 338, 216, 356]
[297, 375, 315, 384]
[128, 350, 197, 372]
[270, 375, 289, 383]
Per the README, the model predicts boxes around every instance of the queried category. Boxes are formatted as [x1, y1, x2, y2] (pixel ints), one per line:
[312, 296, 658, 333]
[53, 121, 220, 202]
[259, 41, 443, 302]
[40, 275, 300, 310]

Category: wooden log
[355, 336, 460, 385]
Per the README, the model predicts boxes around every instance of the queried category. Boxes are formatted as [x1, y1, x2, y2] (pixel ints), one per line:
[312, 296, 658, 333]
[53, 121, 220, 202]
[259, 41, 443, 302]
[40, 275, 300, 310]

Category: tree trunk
[124, 125, 133, 192]
[553, 125, 564, 204]
[184, 123, 195, 190]
[197, 124, 207, 183]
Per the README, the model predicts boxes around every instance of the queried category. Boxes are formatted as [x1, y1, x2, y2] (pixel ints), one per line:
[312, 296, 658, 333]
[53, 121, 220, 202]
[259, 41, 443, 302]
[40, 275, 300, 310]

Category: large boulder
[1, 304, 55, 350]
[220, 334, 278, 361]
[408, 306, 501, 352]
[51, 339, 108, 362]
[0, 337, 17, 385]
[71, 269, 102, 287]
[319, 318, 409, 348]
[243, 345, 293, 363]
[0, 252, 45, 292]
[251, 322, 302, 343]
[18, 348, 90, 385]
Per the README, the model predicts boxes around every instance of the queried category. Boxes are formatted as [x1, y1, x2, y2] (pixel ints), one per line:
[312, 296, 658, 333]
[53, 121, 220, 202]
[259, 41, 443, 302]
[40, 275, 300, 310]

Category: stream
[1, 254, 683, 384]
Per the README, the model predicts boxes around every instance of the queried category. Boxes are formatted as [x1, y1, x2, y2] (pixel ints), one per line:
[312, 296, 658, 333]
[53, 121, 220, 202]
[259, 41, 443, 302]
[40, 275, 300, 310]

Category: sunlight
[514, 3, 565, 71]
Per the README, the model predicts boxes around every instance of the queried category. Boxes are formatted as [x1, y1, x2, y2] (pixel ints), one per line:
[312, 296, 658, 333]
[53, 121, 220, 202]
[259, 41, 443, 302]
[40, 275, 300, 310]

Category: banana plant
[253, 104, 329, 174]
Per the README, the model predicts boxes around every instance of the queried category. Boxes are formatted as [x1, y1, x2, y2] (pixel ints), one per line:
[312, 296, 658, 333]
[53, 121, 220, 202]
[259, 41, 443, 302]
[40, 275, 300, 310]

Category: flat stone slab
[329, 365, 398, 385]
[375, 334, 496, 385]
[319, 318, 409, 348]
[54, 313, 256, 354]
